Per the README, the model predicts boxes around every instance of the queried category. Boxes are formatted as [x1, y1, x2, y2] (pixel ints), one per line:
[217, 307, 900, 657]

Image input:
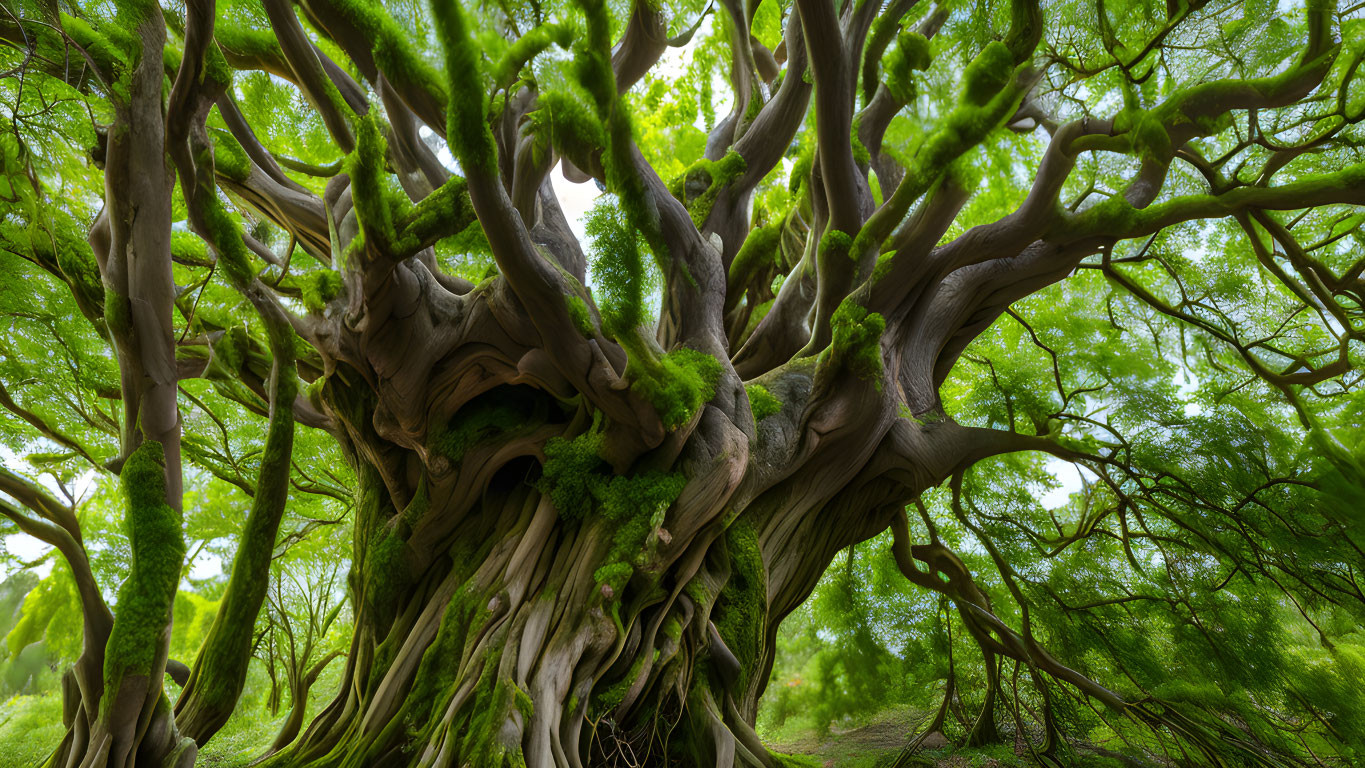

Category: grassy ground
[0, 693, 64, 767]
[764, 706, 1060, 768]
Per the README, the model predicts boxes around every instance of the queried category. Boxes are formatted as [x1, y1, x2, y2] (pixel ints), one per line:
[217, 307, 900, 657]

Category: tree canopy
[1, 0, 1364, 765]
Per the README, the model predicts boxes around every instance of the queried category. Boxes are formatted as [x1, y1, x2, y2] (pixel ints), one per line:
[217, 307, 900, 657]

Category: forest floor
[764, 706, 1077, 768]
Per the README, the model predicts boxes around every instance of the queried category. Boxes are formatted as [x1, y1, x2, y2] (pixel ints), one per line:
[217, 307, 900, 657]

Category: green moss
[629, 347, 723, 430]
[882, 30, 931, 105]
[304, 376, 326, 410]
[401, 478, 430, 528]
[538, 431, 606, 521]
[662, 615, 683, 643]
[299, 270, 342, 312]
[213, 21, 285, 66]
[592, 652, 647, 715]
[668, 151, 747, 227]
[430, 393, 539, 464]
[527, 89, 607, 165]
[712, 519, 765, 689]
[209, 127, 251, 183]
[961, 41, 1015, 106]
[745, 384, 782, 422]
[102, 441, 185, 697]
[897, 30, 932, 71]
[208, 325, 249, 380]
[584, 196, 651, 336]
[538, 430, 689, 597]
[362, 527, 410, 623]
[453, 649, 532, 768]
[827, 298, 886, 384]
[819, 228, 854, 261]
[1129, 111, 1173, 164]
[398, 177, 475, 255]
[405, 582, 484, 731]
[566, 295, 596, 337]
[196, 173, 257, 288]
[729, 221, 782, 288]
[432, 0, 496, 171]
[593, 561, 633, 594]
[494, 24, 572, 84]
[59, 14, 128, 78]
[347, 117, 412, 251]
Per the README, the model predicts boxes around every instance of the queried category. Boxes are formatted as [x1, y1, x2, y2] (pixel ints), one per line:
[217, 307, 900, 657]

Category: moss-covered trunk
[265, 479, 774, 768]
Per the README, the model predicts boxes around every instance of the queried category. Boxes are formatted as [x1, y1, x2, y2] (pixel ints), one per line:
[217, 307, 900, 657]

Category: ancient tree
[1, 0, 1364, 765]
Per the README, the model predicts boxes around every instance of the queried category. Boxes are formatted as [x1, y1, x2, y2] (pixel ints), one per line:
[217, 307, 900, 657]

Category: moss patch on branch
[431, 0, 496, 171]
[667, 151, 747, 228]
[961, 41, 1015, 107]
[102, 440, 185, 700]
[824, 298, 886, 384]
[629, 347, 724, 431]
[538, 430, 688, 596]
[712, 519, 765, 689]
[298, 270, 342, 312]
[430, 388, 546, 464]
[745, 384, 782, 422]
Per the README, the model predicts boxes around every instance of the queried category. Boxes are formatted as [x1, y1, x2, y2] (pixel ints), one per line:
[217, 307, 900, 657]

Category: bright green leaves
[751, 0, 784, 51]
[585, 195, 654, 337]
[5, 563, 82, 663]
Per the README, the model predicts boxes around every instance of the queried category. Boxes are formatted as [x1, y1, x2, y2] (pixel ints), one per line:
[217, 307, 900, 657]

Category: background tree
[254, 545, 347, 755]
[1, 0, 1364, 766]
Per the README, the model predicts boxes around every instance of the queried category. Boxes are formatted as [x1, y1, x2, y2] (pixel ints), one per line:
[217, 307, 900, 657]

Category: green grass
[0, 693, 64, 767]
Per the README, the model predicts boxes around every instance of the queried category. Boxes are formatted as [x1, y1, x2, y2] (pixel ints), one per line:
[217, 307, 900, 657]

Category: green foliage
[0, 694, 64, 766]
[584, 195, 655, 336]
[5, 562, 81, 664]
